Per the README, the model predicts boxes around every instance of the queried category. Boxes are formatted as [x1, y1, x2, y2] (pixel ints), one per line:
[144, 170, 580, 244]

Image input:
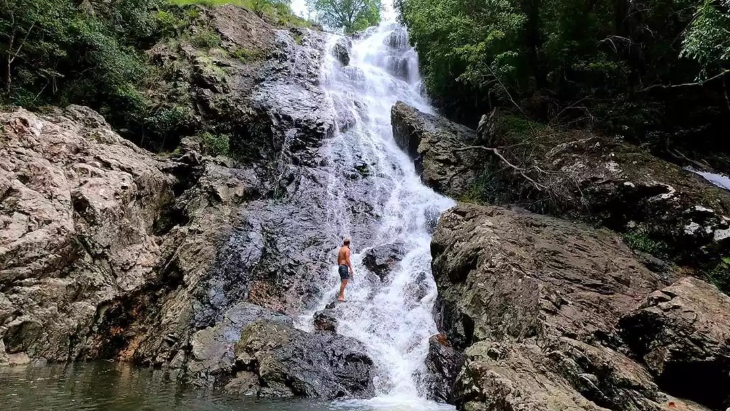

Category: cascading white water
[294, 17, 456, 411]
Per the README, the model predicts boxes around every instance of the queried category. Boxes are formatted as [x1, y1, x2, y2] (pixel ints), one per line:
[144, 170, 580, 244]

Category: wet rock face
[186, 303, 292, 383]
[423, 335, 465, 403]
[233, 321, 375, 399]
[430, 204, 723, 411]
[391, 102, 480, 198]
[362, 242, 406, 280]
[313, 309, 338, 332]
[620, 277, 730, 409]
[332, 37, 351, 66]
[0, 106, 266, 366]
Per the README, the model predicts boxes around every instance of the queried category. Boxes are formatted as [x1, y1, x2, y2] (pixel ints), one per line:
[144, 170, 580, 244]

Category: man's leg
[338, 279, 349, 301]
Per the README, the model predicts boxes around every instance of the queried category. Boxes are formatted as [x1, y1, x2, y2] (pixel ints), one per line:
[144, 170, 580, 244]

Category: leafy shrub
[201, 132, 230, 156]
[190, 27, 221, 49]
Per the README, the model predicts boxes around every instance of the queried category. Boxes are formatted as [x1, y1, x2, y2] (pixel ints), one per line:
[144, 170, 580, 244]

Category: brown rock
[620, 277, 730, 409]
[432, 204, 714, 411]
[0, 107, 173, 361]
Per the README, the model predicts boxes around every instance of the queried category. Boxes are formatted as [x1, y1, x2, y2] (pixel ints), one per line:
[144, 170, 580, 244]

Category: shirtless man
[337, 238, 353, 302]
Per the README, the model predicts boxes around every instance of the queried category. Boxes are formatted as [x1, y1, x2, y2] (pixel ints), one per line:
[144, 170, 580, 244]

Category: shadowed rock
[620, 277, 730, 409]
[233, 320, 375, 399]
[423, 334, 465, 403]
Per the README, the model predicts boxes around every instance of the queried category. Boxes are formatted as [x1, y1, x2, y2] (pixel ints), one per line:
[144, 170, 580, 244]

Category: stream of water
[294, 20, 454, 410]
[0, 19, 455, 411]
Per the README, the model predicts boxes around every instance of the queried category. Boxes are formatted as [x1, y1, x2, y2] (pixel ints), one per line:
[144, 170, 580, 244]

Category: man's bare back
[337, 246, 350, 266]
[337, 238, 353, 302]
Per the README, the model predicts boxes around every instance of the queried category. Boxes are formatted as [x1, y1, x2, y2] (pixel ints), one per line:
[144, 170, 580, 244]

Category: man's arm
[347, 249, 354, 276]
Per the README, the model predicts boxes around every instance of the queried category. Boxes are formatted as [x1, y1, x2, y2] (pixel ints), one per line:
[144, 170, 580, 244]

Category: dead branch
[455, 145, 548, 191]
[639, 69, 730, 93]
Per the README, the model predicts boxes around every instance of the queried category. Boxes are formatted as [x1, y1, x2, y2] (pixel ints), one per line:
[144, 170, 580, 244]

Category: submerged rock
[233, 320, 375, 399]
[391, 102, 480, 198]
[430, 203, 719, 411]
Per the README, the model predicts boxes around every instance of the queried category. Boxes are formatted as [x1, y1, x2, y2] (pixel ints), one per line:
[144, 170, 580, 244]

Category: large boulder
[620, 277, 730, 409]
[185, 303, 292, 383]
[232, 320, 375, 399]
[361, 242, 406, 280]
[431, 204, 715, 411]
[391, 102, 480, 198]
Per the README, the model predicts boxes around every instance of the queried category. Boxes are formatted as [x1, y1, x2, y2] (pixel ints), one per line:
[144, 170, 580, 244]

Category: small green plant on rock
[622, 229, 669, 259]
[191, 27, 221, 49]
[201, 132, 230, 156]
[706, 257, 730, 294]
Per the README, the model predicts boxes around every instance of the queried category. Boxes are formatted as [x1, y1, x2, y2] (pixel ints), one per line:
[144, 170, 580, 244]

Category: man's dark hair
[343, 238, 350, 246]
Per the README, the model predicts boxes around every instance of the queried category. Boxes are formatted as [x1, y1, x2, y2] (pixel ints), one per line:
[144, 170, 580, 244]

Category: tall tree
[307, 0, 381, 33]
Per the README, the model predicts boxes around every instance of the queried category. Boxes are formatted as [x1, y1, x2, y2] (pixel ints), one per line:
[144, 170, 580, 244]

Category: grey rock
[332, 37, 351, 66]
[187, 303, 292, 383]
[233, 320, 375, 399]
[391, 102, 479, 198]
[362, 242, 406, 280]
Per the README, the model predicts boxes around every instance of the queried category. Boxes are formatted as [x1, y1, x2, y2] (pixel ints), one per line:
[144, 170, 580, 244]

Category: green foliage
[231, 47, 264, 62]
[190, 27, 221, 48]
[399, 0, 730, 154]
[622, 230, 670, 258]
[681, 0, 730, 72]
[307, 0, 381, 33]
[201, 132, 231, 156]
[707, 256, 730, 293]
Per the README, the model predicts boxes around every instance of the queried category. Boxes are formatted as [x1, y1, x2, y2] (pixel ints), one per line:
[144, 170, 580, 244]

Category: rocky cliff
[389, 102, 730, 410]
[431, 204, 730, 411]
[0, 6, 379, 397]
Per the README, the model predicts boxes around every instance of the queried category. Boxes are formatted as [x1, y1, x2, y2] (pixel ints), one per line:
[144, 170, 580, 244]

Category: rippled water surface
[0, 362, 450, 411]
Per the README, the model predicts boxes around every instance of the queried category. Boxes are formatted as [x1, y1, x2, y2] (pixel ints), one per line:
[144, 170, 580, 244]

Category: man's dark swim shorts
[338, 265, 349, 280]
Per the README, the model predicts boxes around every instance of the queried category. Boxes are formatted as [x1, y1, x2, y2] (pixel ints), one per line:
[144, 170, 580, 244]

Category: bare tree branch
[454, 145, 548, 191]
[9, 21, 34, 64]
[639, 69, 730, 92]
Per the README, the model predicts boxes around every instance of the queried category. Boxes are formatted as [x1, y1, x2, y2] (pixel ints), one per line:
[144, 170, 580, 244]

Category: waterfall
[295, 20, 456, 410]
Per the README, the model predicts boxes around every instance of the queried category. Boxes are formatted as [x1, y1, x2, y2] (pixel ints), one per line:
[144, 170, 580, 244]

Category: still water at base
[0, 362, 453, 411]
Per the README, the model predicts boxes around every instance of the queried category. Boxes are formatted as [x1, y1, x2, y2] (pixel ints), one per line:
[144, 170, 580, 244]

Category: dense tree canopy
[398, 0, 730, 166]
[307, 0, 381, 33]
